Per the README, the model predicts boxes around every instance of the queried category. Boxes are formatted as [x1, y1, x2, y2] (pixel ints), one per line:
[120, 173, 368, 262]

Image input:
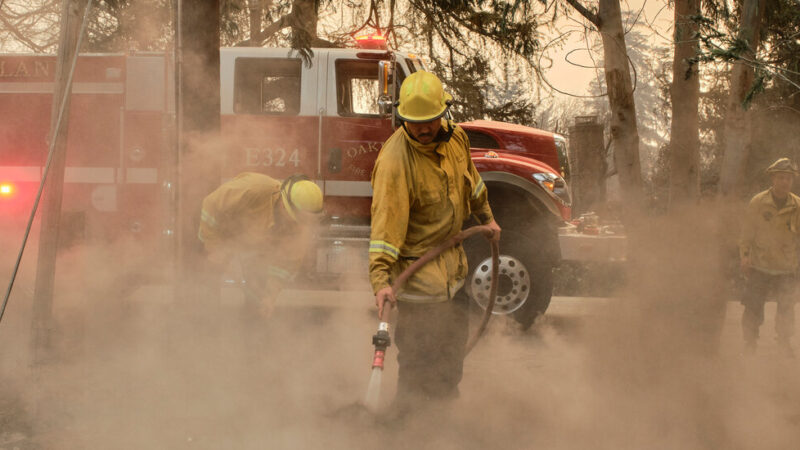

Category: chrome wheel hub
[469, 254, 531, 314]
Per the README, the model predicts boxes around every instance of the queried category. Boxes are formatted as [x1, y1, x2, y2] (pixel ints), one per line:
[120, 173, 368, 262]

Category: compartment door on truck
[220, 50, 320, 181]
[319, 55, 406, 217]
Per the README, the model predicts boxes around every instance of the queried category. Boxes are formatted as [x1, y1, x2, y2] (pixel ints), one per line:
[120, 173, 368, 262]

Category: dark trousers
[742, 270, 797, 344]
[394, 290, 469, 409]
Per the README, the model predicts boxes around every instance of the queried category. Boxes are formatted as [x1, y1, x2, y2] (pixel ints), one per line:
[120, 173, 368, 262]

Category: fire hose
[388, 224, 500, 353]
[354, 225, 501, 414]
[364, 225, 500, 411]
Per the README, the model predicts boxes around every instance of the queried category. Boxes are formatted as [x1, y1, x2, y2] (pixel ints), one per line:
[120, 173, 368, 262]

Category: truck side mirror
[377, 60, 393, 117]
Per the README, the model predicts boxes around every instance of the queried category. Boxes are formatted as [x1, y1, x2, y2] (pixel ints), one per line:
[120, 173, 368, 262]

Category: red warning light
[354, 33, 387, 50]
[0, 183, 13, 197]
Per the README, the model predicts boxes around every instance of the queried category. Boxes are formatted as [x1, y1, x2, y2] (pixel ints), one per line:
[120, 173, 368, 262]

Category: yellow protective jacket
[369, 120, 494, 302]
[739, 189, 800, 275]
[198, 173, 304, 286]
[199, 172, 281, 254]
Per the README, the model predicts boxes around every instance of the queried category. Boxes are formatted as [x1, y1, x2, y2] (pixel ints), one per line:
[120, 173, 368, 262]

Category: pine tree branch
[233, 12, 291, 47]
[564, 0, 600, 27]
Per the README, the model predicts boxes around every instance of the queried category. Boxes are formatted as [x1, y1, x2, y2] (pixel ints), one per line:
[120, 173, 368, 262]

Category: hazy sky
[546, 0, 674, 97]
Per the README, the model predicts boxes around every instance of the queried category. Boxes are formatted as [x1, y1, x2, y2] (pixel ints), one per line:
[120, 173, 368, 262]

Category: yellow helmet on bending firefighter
[395, 71, 453, 123]
[280, 175, 324, 222]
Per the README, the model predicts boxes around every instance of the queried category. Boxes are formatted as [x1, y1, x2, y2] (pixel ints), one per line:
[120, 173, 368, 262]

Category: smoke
[3, 11, 800, 448]
[3, 197, 800, 450]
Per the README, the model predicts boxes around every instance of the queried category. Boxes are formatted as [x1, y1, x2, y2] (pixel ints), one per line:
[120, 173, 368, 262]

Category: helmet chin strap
[434, 121, 455, 143]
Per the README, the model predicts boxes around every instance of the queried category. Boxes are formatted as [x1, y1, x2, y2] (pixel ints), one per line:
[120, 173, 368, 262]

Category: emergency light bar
[354, 33, 387, 50]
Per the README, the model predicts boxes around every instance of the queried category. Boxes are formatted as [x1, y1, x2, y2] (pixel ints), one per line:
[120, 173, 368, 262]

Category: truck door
[319, 56, 406, 218]
[220, 50, 320, 181]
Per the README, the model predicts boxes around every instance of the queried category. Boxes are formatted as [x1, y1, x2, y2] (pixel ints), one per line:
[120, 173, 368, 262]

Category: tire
[464, 228, 554, 330]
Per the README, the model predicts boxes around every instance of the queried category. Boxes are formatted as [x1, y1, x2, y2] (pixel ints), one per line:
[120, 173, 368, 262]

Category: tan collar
[767, 188, 797, 211]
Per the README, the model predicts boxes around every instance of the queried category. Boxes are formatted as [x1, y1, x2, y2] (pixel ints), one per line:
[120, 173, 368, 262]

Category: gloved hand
[484, 219, 502, 243]
[375, 286, 396, 320]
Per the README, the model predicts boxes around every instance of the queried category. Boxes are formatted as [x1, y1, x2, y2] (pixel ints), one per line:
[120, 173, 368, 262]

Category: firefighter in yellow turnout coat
[199, 172, 322, 316]
[369, 71, 501, 409]
[739, 158, 800, 355]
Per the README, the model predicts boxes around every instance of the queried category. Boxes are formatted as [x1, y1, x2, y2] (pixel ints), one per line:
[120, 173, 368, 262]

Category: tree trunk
[668, 0, 701, 207]
[248, 0, 264, 45]
[718, 0, 768, 196]
[245, 0, 275, 46]
[596, 0, 643, 210]
[176, 0, 221, 302]
[291, 0, 319, 43]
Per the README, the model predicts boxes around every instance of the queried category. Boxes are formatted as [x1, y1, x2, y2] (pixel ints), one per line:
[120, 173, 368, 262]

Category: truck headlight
[533, 172, 571, 206]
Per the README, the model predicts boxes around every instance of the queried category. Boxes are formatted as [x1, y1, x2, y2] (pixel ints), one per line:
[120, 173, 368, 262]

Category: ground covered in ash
[2, 283, 800, 449]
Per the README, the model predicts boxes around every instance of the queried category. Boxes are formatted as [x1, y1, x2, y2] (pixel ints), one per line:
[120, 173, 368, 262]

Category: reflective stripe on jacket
[368, 120, 494, 302]
[739, 189, 800, 275]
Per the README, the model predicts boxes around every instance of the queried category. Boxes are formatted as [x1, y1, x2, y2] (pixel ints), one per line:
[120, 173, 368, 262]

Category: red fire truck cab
[220, 45, 572, 326]
[0, 44, 571, 327]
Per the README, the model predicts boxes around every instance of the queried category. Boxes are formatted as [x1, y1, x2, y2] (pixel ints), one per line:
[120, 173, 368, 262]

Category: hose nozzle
[371, 322, 391, 369]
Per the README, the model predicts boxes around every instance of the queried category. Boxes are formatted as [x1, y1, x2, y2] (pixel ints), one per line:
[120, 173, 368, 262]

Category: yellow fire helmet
[395, 71, 453, 123]
[766, 157, 799, 175]
[280, 174, 323, 222]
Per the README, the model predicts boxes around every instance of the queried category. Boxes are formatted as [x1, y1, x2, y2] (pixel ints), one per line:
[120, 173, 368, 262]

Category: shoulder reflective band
[472, 178, 485, 199]
[200, 209, 218, 228]
[369, 240, 399, 259]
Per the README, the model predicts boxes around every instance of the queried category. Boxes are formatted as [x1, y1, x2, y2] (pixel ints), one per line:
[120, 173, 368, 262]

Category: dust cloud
[2, 201, 800, 450]
[2, 20, 800, 447]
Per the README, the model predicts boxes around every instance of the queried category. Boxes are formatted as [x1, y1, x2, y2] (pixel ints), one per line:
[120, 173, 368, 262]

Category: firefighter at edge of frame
[739, 157, 800, 357]
[198, 172, 323, 318]
[369, 71, 502, 416]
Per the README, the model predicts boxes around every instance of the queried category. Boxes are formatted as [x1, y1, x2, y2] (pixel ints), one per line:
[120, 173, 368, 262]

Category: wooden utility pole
[31, 0, 89, 361]
[175, 0, 221, 302]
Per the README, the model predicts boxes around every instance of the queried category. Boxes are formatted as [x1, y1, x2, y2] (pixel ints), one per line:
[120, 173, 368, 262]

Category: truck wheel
[464, 229, 553, 330]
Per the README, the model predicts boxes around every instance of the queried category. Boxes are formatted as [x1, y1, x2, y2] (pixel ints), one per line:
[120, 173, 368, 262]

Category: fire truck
[0, 36, 573, 328]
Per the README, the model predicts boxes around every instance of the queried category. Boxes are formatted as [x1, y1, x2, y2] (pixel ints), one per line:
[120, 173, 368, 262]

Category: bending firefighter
[198, 172, 323, 316]
[369, 71, 501, 413]
[739, 158, 800, 356]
